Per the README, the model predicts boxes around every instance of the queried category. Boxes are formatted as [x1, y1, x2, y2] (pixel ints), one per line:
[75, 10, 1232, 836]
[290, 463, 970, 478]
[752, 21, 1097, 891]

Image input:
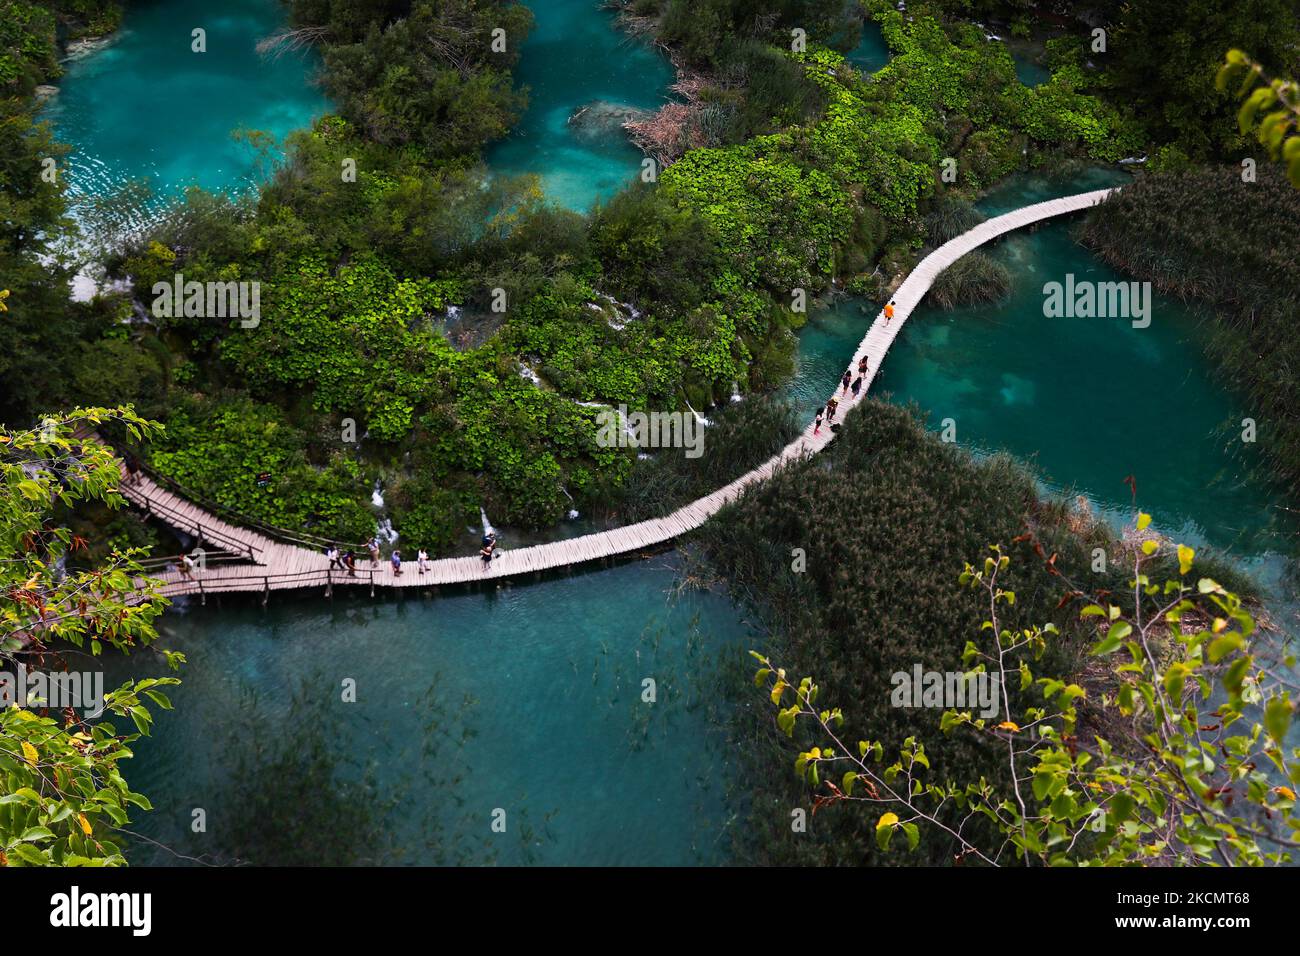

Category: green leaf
[901, 822, 920, 851]
[1207, 633, 1244, 664]
[1264, 696, 1293, 744]
[1090, 620, 1131, 656]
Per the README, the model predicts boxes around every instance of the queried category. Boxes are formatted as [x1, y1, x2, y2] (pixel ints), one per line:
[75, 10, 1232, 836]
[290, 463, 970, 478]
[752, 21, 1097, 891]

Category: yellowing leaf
[1273, 786, 1297, 801]
[877, 812, 899, 830]
[996, 721, 1020, 732]
[1177, 544, 1195, 576]
[20, 742, 37, 765]
[78, 813, 92, 835]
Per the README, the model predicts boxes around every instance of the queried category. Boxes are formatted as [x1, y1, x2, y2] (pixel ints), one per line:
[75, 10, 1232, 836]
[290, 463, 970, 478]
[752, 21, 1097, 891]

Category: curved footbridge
[126, 188, 1116, 600]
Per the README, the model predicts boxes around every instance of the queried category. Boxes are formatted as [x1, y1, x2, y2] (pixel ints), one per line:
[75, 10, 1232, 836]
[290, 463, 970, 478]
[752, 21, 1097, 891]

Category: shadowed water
[98, 557, 751, 866]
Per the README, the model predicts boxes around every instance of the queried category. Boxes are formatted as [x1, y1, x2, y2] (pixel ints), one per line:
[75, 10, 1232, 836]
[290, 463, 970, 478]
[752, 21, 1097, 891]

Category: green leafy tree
[1218, 49, 1300, 186]
[755, 518, 1299, 865]
[1, 408, 179, 866]
[1102, 0, 1300, 159]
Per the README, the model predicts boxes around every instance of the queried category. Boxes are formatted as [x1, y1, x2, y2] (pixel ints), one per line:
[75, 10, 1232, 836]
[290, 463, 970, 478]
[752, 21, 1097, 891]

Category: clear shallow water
[485, 0, 675, 210]
[1011, 53, 1050, 87]
[846, 22, 889, 73]
[44, 0, 328, 228]
[790, 171, 1299, 579]
[99, 558, 752, 866]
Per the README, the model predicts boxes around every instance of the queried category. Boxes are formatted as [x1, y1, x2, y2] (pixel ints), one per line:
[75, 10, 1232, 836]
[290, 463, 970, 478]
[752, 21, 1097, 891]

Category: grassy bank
[693, 399, 1253, 864]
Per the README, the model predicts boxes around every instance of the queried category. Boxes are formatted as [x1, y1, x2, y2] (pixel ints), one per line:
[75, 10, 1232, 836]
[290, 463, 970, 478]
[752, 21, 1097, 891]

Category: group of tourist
[813, 302, 892, 437]
[324, 545, 360, 576]
[320, 541, 446, 578]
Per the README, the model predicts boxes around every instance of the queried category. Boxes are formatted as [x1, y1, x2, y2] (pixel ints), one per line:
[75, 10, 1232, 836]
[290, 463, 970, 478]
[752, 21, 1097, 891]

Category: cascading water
[560, 487, 580, 520]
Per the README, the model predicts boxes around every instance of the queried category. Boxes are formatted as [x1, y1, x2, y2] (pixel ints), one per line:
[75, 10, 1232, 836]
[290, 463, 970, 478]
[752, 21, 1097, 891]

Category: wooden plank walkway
[126, 188, 1116, 599]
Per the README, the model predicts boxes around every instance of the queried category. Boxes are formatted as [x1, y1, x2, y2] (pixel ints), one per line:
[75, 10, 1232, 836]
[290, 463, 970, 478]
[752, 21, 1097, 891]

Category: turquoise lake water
[101, 557, 752, 866]
[50, 2, 1298, 865]
[846, 21, 890, 73]
[484, 0, 676, 210]
[1012, 53, 1051, 87]
[44, 0, 328, 229]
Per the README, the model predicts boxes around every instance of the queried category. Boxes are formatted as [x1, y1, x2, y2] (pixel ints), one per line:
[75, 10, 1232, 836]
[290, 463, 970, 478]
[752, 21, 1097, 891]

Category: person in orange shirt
[884, 300, 896, 322]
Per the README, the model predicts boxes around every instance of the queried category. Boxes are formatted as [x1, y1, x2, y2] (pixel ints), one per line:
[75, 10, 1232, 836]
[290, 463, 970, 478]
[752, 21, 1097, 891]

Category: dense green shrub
[698, 400, 1114, 864]
[312, 0, 534, 159]
[147, 393, 375, 542]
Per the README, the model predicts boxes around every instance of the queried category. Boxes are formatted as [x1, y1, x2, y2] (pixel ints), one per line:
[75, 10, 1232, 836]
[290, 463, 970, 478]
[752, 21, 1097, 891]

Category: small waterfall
[371, 479, 385, 509]
[683, 398, 711, 428]
[480, 508, 496, 538]
[376, 517, 398, 545]
[560, 487, 580, 520]
[574, 399, 636, 442]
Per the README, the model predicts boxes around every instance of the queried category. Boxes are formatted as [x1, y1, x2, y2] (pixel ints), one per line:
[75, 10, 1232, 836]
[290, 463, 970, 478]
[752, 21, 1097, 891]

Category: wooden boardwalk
[127, 188, 1116, 599]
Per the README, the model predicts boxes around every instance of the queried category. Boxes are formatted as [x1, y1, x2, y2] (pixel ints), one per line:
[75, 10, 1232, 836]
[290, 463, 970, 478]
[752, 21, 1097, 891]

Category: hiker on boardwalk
[884, 300, 896, 323]
[826, 397, 839, 422]
[122, 451, 142, 486]
[343, 550, 357, 577]
[368, 536, 381, 566]
[480, 534, 497, 567]
[857, 355, 869, 377]
[841, 370, 852, 393]
[326, 545, 341, 570]
[391, 549, 402, 576]
[814, 405, 824, 435]
[417, 548, 430, 574]
[851, 375, 863, 398]
[179, 553, 198, 580]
